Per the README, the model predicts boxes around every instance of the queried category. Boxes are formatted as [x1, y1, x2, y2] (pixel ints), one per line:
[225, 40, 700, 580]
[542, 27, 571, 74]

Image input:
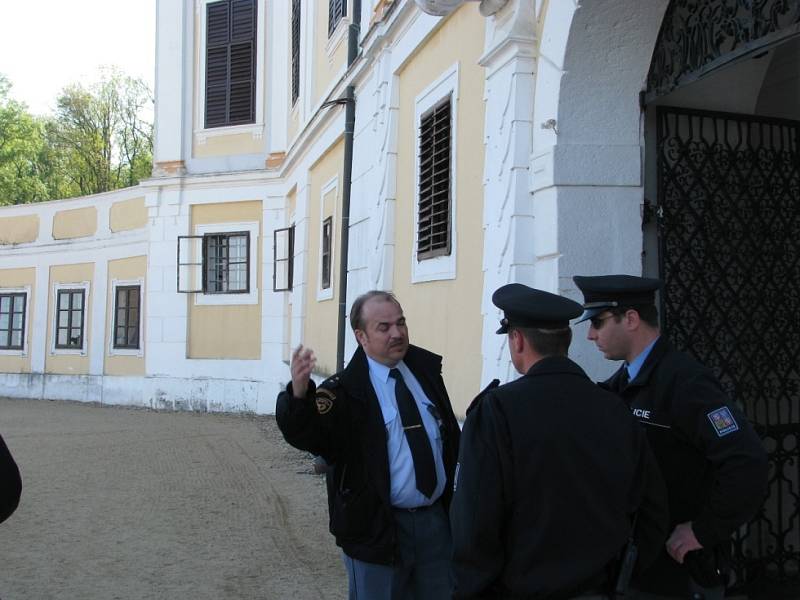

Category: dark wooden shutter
[291, 0, 301, 104]
[328, 0, 347, 37]
[417, 96, 453, 259]
[205, 0, 256, 128]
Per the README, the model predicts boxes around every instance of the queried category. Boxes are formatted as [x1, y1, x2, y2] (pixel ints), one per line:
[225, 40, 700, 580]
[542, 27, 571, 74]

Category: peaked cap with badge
[572, 274, 662, 323]
[492, 283, 582, 334]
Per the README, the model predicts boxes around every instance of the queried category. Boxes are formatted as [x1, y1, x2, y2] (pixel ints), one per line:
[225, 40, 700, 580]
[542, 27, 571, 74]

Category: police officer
[573, 275, 769, 599]
[450, 284, 668, 599]
[276, 290, 461, 600]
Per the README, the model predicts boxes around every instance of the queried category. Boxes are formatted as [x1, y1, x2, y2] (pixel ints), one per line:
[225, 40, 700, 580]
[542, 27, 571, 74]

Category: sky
[0, 0, 156, 116]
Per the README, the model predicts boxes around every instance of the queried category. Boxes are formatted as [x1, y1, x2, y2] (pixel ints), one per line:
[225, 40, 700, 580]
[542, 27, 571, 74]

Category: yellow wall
[0, 268, 36, 373]
[395, 6, 486, 416]
[105, 256, 147, 376]
[0, 215, 38, 245]
[110, 197, 148, 232]
[52, 207, 97, 240]
[46, 263, 94, 375]
[303, 138, 344, 375]
[193, 133, 263, 158]
[188, 200, 262, 359]
[313, 2, 348, 107]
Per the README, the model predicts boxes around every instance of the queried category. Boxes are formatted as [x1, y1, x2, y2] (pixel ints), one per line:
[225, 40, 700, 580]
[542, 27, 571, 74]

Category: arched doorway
[643, 2, 800, 595]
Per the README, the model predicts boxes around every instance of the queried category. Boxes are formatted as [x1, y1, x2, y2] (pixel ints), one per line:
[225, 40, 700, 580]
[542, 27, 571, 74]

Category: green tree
[0, 75, 49, 205]
[50, 69, 154, 196]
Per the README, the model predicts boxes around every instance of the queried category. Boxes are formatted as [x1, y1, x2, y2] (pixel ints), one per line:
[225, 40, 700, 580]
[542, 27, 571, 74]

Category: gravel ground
[0, 397, 346, 600]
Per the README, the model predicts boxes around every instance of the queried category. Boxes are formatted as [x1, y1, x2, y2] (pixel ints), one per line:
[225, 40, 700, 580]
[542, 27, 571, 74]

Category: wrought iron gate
[657, 106, 800, 594]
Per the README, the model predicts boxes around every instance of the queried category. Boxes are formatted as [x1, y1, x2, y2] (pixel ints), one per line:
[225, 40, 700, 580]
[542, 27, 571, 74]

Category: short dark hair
[611, 304, 659, 328]
[514, 326, 572, 357]
[349, 290, 401, 331]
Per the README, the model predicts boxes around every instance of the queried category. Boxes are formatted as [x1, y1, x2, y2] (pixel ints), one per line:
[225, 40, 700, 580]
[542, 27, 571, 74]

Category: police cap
[572, 274, 662, 323]
[492, 283, 583, 334]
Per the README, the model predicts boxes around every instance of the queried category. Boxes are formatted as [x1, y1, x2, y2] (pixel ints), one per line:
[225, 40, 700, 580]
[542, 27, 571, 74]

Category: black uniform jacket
[601, 336, 768, 594]
[450, 356, 668, 599]
[276, 344, 460, 565]
[0, 432, 21, 524]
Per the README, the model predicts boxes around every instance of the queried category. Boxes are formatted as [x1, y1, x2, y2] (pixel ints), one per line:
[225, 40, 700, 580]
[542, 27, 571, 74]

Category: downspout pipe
[335, 0, 361, 372]
[336, 85, 355, 372]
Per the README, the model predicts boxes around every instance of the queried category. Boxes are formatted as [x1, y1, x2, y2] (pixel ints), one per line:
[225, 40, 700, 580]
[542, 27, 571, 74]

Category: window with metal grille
[55, 290, 85, 349]
[291, 0, 301, 105]
[417, 95, 452, 260]
[113, 286, 141, 350]
[273, 226, 294, 292]
[205, 0, 256, 128]
[0, 293, 25, 350]
[204, 232, 250, 293]
[328, 0, 346, 37]
[321, 217, 333, 290]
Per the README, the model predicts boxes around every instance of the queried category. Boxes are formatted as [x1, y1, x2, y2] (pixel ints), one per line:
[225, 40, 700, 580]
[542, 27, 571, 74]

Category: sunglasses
[589, 314, 616, 329]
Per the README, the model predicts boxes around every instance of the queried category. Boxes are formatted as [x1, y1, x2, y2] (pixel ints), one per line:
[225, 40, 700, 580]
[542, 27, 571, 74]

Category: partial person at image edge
[574, 274, 768, 599]
[450, 283, 669, 599]
[276, 290, 461, 600]
[0, 431, 21, 524]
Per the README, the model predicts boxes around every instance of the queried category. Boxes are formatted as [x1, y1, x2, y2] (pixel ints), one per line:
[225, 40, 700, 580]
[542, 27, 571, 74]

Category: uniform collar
[622, 335, 672, 388]
[525, 355, 588, 379]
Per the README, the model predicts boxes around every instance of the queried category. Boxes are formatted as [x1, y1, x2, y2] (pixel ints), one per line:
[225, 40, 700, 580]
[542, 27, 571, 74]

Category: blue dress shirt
[366, 356, 446, 508]
[626, 336, 660, 382]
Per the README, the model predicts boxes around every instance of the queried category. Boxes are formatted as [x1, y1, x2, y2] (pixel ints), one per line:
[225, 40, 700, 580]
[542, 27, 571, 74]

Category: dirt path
[0, 398, 346, 600]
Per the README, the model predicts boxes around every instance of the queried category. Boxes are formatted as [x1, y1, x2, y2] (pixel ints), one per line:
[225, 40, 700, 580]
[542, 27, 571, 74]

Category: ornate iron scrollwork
[657, 106, 800, 593]
[647, 0, 800, 100]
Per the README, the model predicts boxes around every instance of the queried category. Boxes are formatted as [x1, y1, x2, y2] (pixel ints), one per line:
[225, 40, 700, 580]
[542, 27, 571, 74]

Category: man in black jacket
[276, 290, 460, 600]
[1, 431, 22, 524]
[574, 274, 768, 599]
[450, 284, 668, 599]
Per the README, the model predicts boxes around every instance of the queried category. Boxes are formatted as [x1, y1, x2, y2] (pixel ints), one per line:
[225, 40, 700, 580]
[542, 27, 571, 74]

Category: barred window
[328, 0, 346, 37]
[205, 232, 250, 293]
[55, 289, 85, 349]
[205, 0, 257, 128]
[114, 286, 141, 350]
[0, 293, 25, 350]
[291, 0, 301, 105]
[321, 217, 333, 290]
[417, 95, 452, 260]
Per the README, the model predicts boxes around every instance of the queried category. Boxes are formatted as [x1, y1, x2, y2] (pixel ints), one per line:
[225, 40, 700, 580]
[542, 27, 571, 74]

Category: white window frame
[194, 221, 260, 306]
[51, 281, 91, 356]
[0, 286, 31, 357]
[194, 0, 266, 143]
[109, 278, 145, 357]
[412, 63, 459, 284]
[317, 176, 338, 301]
[325, 0, 351, 60]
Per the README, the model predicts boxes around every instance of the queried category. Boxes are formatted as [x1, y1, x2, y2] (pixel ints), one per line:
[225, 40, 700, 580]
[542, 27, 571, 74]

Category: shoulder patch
[315, 387, 336, 415]
[707, 406, 739, 437]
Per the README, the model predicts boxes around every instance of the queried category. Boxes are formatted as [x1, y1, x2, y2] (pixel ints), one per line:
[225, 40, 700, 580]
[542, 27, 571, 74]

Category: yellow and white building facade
[6, 0, 795, 418]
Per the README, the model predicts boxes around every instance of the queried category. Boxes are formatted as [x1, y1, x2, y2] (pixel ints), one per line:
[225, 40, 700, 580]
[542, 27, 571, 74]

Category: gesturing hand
[291, 345, 316, 399]
[666, 521, 703, 564]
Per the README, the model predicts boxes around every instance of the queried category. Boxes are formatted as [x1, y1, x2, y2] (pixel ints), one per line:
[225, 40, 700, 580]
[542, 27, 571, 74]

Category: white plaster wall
[532, 0, 669, 380]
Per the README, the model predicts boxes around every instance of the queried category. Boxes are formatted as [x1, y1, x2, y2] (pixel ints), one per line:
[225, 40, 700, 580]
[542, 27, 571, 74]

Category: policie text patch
[707, 406, 739, 437]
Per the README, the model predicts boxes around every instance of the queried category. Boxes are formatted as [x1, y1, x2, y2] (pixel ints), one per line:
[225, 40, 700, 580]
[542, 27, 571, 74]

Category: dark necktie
[389, 368, 437, 498]
[619, 366, 630, 392]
